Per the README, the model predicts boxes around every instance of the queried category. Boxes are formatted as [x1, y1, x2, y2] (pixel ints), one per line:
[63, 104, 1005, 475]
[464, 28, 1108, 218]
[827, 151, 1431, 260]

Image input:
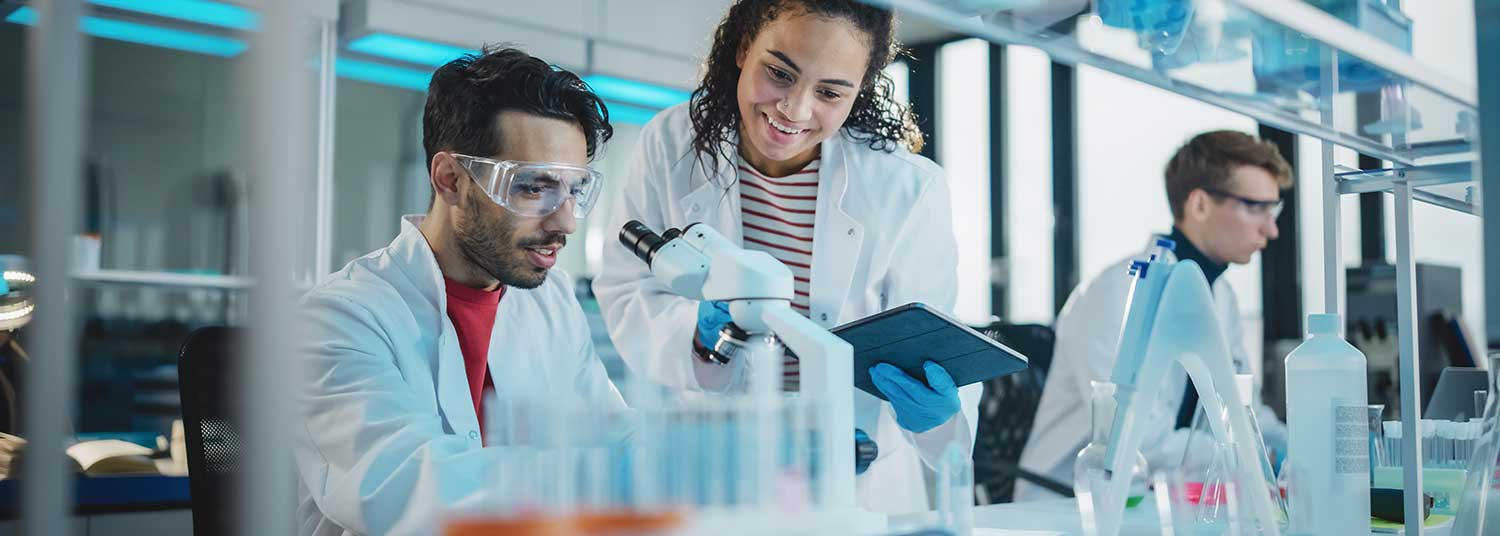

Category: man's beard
[453, 191, 564, 290]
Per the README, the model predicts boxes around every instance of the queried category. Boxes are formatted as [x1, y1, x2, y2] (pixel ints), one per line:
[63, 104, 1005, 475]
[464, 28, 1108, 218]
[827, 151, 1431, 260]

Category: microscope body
[619, 221, 857, 510]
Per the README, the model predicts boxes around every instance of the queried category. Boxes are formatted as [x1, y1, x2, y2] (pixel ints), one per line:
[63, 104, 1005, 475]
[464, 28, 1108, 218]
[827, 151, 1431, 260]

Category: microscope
[618, 220, 860, 509]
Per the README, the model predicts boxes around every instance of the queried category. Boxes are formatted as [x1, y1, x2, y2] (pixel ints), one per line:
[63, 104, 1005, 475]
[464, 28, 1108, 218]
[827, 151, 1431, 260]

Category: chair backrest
[972, 321, 1056, 504]
[177, 326, 244, 535]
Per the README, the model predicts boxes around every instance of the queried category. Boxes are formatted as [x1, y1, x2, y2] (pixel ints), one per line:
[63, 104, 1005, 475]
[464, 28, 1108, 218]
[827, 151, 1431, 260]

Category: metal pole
[21, 1, 87, 534]
[314, 18, 337, 282]
[239, 1, 312, 534]
[1393, 181, 1424, 536]
[1478, 0, 1500, 351]
[1320, 47, 1344, 321]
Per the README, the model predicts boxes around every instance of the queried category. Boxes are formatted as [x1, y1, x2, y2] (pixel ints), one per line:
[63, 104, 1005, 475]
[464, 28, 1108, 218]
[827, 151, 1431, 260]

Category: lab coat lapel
[809, 136, 863, 327]
[394, 217, 482, 443]
[679, 139, 744, 245]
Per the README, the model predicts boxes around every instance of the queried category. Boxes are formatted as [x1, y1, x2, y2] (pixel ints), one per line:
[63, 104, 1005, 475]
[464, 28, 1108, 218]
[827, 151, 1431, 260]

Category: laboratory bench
[890, 498, 1451, 535]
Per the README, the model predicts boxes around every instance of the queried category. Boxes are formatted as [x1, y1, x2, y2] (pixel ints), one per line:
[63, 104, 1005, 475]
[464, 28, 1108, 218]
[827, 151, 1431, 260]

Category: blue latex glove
[695, 300, 732, 349]
[869, 361, 961, 434]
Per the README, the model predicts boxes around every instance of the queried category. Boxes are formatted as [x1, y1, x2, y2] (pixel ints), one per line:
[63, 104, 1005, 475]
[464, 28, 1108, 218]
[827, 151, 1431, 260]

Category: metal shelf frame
[862, 1, 1496, 534]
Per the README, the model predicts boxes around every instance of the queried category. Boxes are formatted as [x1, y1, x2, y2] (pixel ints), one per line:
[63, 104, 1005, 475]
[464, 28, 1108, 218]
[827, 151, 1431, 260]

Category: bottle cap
[1307, 313, 1341, 336]
[1235, 374, 1255, 402]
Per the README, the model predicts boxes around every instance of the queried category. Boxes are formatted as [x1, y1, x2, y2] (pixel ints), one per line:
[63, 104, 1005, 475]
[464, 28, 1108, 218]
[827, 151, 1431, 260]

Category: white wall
[1075, 64, 1265, 361]
[938, 39, 994, 325]
[1004, 46, 1055, 325]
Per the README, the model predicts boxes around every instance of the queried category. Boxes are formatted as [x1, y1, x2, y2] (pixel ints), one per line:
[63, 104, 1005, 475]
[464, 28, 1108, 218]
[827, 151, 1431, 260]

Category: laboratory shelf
[73, 269, 254, 290]
[865, 0, 1478, 165]
[1335, 161, 1480, 215]
[865, 1, 1491, 533]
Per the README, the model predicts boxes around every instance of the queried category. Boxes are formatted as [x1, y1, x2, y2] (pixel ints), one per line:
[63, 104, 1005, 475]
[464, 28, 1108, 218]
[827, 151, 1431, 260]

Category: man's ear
[1184, 188, 1212, 223]
[430, 152, 463, 207]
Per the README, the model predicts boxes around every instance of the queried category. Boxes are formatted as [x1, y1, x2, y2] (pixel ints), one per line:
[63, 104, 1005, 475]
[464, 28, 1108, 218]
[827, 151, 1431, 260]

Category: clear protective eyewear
[1203, 188, 1284, 220]
[451, 153, 603, 220]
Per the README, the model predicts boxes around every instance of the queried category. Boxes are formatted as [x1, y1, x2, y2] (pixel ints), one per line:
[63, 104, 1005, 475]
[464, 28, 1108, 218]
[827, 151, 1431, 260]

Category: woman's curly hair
[688, 0, 923, 174]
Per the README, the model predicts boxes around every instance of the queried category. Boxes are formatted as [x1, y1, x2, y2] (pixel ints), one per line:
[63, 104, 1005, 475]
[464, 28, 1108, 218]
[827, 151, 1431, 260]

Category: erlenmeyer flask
[1453, 352, 1500, 534]
[1075, 381, 1149, 536]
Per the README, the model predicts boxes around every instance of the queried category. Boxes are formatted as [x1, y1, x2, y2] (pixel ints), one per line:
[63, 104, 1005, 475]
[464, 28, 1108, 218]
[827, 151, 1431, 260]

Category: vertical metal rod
[314, 18, 337, 282]
[1393, 181, 1424, 536]
[21, 1, 87, 534]
[1477, 0, 1500, 351]
[1319, 47, 1343, 320]
[240, 1, 312, 534]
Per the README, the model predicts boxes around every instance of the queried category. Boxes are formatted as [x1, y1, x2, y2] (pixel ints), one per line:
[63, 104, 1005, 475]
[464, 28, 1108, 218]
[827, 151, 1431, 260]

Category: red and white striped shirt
[738, 157, 818, 390]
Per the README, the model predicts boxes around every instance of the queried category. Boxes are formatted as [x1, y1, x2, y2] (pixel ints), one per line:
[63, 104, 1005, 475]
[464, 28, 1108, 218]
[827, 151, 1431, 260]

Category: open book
[0, 434, 160, 477]
[66, 439, 159, 475]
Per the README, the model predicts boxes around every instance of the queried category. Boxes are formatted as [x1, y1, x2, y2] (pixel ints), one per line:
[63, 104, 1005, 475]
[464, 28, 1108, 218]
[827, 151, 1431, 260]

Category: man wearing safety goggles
[294, 46, 624, 536]
[1017, 130, 1295, 501]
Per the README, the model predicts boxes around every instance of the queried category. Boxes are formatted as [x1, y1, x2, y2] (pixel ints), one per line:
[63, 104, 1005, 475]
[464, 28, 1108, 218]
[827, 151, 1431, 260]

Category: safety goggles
[1203, 188, 1283, 220]
[451, 153, 603, 220]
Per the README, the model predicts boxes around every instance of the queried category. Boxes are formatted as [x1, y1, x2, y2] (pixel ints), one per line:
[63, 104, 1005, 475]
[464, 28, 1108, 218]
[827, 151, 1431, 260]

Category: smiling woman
[592, 0, 983, 517]
[688, 0, 921, 179]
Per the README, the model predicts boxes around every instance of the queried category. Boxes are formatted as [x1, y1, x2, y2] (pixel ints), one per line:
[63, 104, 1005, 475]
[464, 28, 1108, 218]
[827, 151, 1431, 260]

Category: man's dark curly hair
[689, 0, 922, 174]
[423, 45, 614, 170]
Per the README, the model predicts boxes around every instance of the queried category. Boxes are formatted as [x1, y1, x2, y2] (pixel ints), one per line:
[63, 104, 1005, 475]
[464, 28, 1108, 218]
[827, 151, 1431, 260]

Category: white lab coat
[294, 216, 626, 536]
[1014, 237, 1288, 501]
[592, 103, 982, 515]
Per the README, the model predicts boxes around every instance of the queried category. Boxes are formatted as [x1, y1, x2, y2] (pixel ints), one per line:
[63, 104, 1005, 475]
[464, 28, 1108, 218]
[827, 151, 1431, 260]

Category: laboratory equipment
[931, 0, 1046, 15]
[1084, 245, 1281, 536]
[1074, 380, 1149, 536]
[442, 220, 883, 534]
[936, 442, 974, 535]
[1251, 0, 1412, 95]
[1284, 313, 1370, 535]
[1426, 368, 1491, 421]
[1452, 353, 1500, 534]
[619, 220, 878, 525]
[1094, 0, 1195, 55]
[1176, 374, 1286, 533]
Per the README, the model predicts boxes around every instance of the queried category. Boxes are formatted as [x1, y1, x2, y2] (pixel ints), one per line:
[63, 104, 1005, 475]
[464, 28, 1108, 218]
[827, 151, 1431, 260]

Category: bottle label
[1333, 400, 1369, 474]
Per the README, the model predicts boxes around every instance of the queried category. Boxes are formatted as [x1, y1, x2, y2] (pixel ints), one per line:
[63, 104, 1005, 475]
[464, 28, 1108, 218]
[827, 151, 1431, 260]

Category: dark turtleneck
[1168, 225, 1230, 429]
[1167, 226, 1227, 287]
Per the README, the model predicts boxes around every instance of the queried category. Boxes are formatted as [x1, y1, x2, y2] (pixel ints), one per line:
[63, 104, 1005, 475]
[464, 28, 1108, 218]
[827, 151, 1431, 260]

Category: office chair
[177, 326, 244, 535]
[972, 321, 1072, 504]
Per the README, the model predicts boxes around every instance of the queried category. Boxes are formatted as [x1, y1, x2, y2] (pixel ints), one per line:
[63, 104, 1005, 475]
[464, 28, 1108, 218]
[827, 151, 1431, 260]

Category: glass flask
[1075, 380, 1149, 536]
[1452, 352, 1500, 534]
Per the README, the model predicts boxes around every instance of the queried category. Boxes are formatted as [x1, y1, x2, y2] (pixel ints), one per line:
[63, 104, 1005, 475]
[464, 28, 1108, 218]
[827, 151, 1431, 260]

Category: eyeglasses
[1202, 188, 1283, 220]
[451, 153, 603, 220]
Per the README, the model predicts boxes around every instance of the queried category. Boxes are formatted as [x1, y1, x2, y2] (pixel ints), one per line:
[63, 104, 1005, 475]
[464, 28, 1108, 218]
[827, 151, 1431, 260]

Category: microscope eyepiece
[620, 220, 670, 265]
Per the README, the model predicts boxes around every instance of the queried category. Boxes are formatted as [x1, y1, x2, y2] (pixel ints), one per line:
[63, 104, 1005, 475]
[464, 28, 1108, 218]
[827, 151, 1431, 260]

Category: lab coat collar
[392, 215, 447, 311]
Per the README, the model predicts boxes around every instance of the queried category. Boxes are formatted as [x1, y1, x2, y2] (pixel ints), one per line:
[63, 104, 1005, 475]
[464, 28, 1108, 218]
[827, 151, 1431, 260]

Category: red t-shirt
[443, 277, 503, 439]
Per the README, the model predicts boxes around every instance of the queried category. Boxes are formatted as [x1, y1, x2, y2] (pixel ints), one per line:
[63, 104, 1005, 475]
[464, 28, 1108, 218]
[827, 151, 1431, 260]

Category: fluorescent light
[6, 6, 247, 57]
[89, 0, 258, 31]
[584, 75, 691, 110]
[327, 60, 663, 127]
[347, 33, 474, 68]
[336, 57, 432, 92]
[607, 102, 661, 126]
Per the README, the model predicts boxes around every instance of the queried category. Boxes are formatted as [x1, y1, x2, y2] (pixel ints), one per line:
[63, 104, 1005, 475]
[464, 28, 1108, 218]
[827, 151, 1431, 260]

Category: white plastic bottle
[1284, 313, 1370, 535]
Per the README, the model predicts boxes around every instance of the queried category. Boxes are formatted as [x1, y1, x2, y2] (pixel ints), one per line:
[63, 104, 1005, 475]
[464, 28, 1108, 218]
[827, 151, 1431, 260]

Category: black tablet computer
[831, 303, 1030, 400]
